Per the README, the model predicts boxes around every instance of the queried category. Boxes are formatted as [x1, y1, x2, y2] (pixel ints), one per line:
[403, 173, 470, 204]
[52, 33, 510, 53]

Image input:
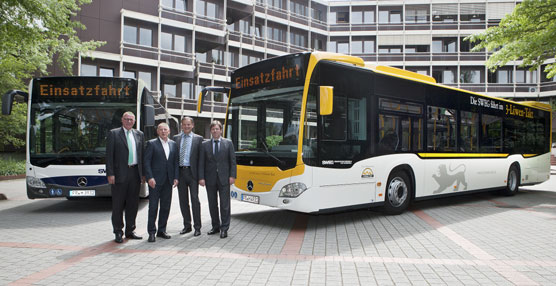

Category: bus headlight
[279, 182, 307, 198]
[26, 176, 46, 188]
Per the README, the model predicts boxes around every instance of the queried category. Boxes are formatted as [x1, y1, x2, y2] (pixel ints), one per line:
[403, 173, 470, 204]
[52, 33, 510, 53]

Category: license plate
[69, 190, 95, 196]
[241, 194, 259, 204]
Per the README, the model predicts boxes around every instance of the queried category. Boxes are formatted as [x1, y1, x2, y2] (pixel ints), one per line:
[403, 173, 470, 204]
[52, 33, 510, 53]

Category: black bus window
[480, 114, 502, 153]
[427, 106, 456, 152]
[460, 111, 479, 152]
[322, 95, 347, 141]
[379, 114, 399, 152]
[302, 88, 318, 164]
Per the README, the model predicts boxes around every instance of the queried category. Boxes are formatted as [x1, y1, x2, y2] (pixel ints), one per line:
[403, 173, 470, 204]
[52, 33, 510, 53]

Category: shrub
[0, 158, 25, 176]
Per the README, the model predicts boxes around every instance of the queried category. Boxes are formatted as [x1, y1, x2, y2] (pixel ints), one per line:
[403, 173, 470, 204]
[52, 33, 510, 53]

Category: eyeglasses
[123, 118, 135, 121]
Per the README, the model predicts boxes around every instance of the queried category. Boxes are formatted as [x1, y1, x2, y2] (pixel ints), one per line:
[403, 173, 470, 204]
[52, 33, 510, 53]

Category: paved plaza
[1, 168, 555, 286]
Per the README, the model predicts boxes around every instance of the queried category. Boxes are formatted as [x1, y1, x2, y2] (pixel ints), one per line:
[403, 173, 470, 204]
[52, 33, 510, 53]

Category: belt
[128, 165, 137, 168]
[179, 166, 191, 169]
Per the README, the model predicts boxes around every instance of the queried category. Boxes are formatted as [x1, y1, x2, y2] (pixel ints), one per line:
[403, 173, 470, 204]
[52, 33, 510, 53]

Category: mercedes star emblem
[247, 180, 254, 191]
[77, 177, 88, 187]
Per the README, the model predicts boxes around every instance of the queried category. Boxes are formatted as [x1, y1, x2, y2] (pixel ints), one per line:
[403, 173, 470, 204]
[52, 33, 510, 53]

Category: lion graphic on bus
[432, 164, 468, 194]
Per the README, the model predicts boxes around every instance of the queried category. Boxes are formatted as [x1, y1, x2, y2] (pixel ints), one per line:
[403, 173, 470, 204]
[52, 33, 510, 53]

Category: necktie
[214, 140, 219, 155]
[180, 134, 187, 166]
[127, 130, 133, 165]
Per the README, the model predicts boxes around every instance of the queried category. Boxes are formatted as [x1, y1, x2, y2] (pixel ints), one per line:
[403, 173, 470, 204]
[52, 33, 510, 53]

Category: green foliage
[248, 135, 284, 149]
[0, 0, 105, 92]
[0, 157, 25, 176]
[0, 102, 27, 151]
[466, 0, 556, 78]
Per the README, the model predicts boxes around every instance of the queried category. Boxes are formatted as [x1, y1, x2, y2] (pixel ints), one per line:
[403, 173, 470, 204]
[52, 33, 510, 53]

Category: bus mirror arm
[2, 90, 28, 115]
[197, 86, 230, 114]
[319, 86, 334, 116]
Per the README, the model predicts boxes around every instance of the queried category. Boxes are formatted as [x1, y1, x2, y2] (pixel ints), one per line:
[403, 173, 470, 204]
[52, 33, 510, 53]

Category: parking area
[1, 169, 555, 286]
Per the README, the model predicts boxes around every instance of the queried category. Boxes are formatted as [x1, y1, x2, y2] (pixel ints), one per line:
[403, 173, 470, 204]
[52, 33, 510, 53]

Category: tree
[466, 0, 556, 79]
[0, 102, 27, 152]
[0, 0, 104, 92]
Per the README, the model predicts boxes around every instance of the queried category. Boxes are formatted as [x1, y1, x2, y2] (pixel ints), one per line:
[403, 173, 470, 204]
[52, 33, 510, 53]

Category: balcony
[540, 81, 556, 92]
[487, 84, 514, 93]
[432, 53, 458, 61]
[160, 7, 194, 25]
[405, 53, 430, 61]
[122, 43, 158, 61]
[459, 83, 485, 93]
[405, 22, 431, 31]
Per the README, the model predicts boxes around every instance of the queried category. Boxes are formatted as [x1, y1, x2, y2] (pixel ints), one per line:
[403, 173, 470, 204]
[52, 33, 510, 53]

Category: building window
[433, 67, 456, 84]
[378, 46, 402, 54]
[352, 38, 374, 54]
[164, 83, 177, 98]
[312, 8, 324, 22]
[405, 6, 428, 23]
[161, 32, 172, 50]
[81, 64, 96, 76]
[123, 25, 137, 44]
[290, 31, 306, 48]
[139, 71, 152, 90]
[162, 0, 186, 11]
[432, 4, 457, 22]
[460, 68, 483, 83]
[197, 0, 220, 18]
[352, 9, 374, 24]
[405, 45, 429, 53]
[336, 12, 349, 23]
[122, 70, 136, 79]
[290, 1, 307, 17]
[181, 82, 195, 99]
[515, 69, 537, 83]
[432, 38, 457, 53]
[460, 3, 485, 22]
[489, 69, 512, 84]
[99, 67, 114, 77]
[379, 9, 402, 24]
[139, 28, 152, 46]
[175, 35, 185, 52]
[267, 0, 283, 10]
[267, 26, 285, 42]
[210, 49, 224, 64]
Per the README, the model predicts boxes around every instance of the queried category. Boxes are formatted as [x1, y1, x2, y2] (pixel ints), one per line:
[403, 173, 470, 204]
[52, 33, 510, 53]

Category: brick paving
[0, 172, 555, 285]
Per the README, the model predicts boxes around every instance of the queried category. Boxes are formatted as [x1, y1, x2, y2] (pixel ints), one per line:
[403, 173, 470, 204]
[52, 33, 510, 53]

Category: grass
[0, 153, 25, 176]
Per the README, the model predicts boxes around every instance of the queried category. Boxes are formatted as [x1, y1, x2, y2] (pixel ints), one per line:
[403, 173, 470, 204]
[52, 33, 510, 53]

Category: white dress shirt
[124, 128, 138, 165]
[159, 137, 170, 160]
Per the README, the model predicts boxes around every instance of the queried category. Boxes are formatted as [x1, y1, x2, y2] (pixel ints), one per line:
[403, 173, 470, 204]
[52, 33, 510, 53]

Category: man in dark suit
[199, 120, 237, 239]
[173, 117, 204, 237]
[143, 122, 179, 242]
[106, 111, 144, 243]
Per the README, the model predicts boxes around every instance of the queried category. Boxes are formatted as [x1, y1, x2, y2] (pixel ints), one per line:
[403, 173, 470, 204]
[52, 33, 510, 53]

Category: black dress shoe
[220, 230, 228, 239]
[193, 230, 201, 237]
[125, 232, 143, 240]
[207, 228, 220, 235]
[180, 227, 192, 235]
[148, 234, 155, 242]
[156, 232, 171, 239]
[115, 233, 123, 243]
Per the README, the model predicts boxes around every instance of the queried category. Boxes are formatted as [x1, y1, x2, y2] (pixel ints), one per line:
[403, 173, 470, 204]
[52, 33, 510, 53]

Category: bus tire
[382, 170, 412, 215]
[503, 164, 520, 196]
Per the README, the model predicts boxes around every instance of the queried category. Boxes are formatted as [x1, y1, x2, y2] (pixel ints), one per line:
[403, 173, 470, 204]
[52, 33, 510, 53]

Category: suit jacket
[173, 132, 203, 180]
[106, 127, 144, 183]
[143, 138, 179, 187]
[199, 138, 237, 186]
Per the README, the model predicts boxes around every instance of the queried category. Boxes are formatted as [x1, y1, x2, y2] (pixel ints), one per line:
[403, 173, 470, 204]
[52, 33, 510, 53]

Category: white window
[99, 67, 114, 77]
[139, 28, 152, 46]
[123, 25, 137, 44]
[81, 64, 96, 76]
[139, 71, 152, 90]
[122, 70, 136, 79]
[161, 32, 172, 50]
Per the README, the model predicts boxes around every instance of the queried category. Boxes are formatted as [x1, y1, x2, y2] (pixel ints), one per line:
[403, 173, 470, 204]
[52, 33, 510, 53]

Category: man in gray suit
[173, 117, 203, 236]
[144, 122, 179, 242]
[199, 120, 237, 239]
[106, 111, 144, 243]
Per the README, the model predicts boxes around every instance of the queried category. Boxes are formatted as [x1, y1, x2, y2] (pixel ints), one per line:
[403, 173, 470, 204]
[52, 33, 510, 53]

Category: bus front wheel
[503, 165, 520, 196]
[382, 171, 412, 215]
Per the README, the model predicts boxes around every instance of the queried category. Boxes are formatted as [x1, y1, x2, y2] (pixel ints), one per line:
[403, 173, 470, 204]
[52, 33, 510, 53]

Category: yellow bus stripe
[418, 153, 509, 158]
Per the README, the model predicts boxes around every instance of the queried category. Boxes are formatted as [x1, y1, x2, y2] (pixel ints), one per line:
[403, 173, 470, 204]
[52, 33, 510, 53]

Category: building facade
[63, 0, 556, 137]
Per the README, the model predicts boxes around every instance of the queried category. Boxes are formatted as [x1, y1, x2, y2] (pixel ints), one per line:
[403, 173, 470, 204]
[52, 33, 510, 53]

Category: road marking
[280, 214, 308, 255]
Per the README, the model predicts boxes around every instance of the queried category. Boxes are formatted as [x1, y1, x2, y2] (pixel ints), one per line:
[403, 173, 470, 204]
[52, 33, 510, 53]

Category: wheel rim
[508, 169, 517, 191]
[387, 177, 408, 207]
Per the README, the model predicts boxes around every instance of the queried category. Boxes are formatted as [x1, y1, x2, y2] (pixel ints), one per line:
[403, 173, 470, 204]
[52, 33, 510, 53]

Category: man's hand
[148, 178, 156, 189]
[173, 179, 179, 188]
[108, 176, 115, 184]
[141, 176, 145, 184]
[199, 179, 205, 187]
[229, 177, 235, 185]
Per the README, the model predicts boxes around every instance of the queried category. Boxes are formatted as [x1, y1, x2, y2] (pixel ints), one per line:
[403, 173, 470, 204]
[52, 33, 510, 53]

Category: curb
[0, 174, 25, 181]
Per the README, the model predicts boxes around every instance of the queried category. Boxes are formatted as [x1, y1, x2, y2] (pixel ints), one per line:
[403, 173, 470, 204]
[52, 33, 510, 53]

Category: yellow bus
[199, 52, 552, 214]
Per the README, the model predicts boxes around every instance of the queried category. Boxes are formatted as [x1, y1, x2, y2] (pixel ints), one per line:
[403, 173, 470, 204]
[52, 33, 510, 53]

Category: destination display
[231, 53, 310, 96]
[31, 77, 137, 103]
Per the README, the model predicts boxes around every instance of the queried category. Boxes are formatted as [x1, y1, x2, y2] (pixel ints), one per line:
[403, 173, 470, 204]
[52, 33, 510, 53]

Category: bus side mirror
[319, 86, 334, 116]
[144, 105, 155, 126]
[2, 90, 28, 115]
[197, 87, 231, 113]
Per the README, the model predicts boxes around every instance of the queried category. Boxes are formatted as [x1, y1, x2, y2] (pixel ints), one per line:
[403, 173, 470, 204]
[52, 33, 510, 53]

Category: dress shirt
[181, 132, 193, 166]
[159, 137, 170, 160]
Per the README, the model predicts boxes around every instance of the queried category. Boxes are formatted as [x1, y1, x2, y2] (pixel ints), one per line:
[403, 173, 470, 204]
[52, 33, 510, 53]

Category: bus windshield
[29, 102, 135, 167]
[227, 86, 303, 170]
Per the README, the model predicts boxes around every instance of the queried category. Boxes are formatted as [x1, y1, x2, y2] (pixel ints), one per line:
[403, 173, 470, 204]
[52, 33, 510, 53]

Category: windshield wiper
[260, 137, 285, 168]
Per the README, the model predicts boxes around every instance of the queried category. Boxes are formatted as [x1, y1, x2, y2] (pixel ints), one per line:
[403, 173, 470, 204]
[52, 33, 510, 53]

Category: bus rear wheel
[382, 171, 412, 215]
[503, 165, 519, 196]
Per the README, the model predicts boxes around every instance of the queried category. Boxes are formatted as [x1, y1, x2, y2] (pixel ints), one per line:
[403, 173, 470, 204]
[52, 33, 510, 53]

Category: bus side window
[322, 94, 347, 141]
[480, 114, 502, 153]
